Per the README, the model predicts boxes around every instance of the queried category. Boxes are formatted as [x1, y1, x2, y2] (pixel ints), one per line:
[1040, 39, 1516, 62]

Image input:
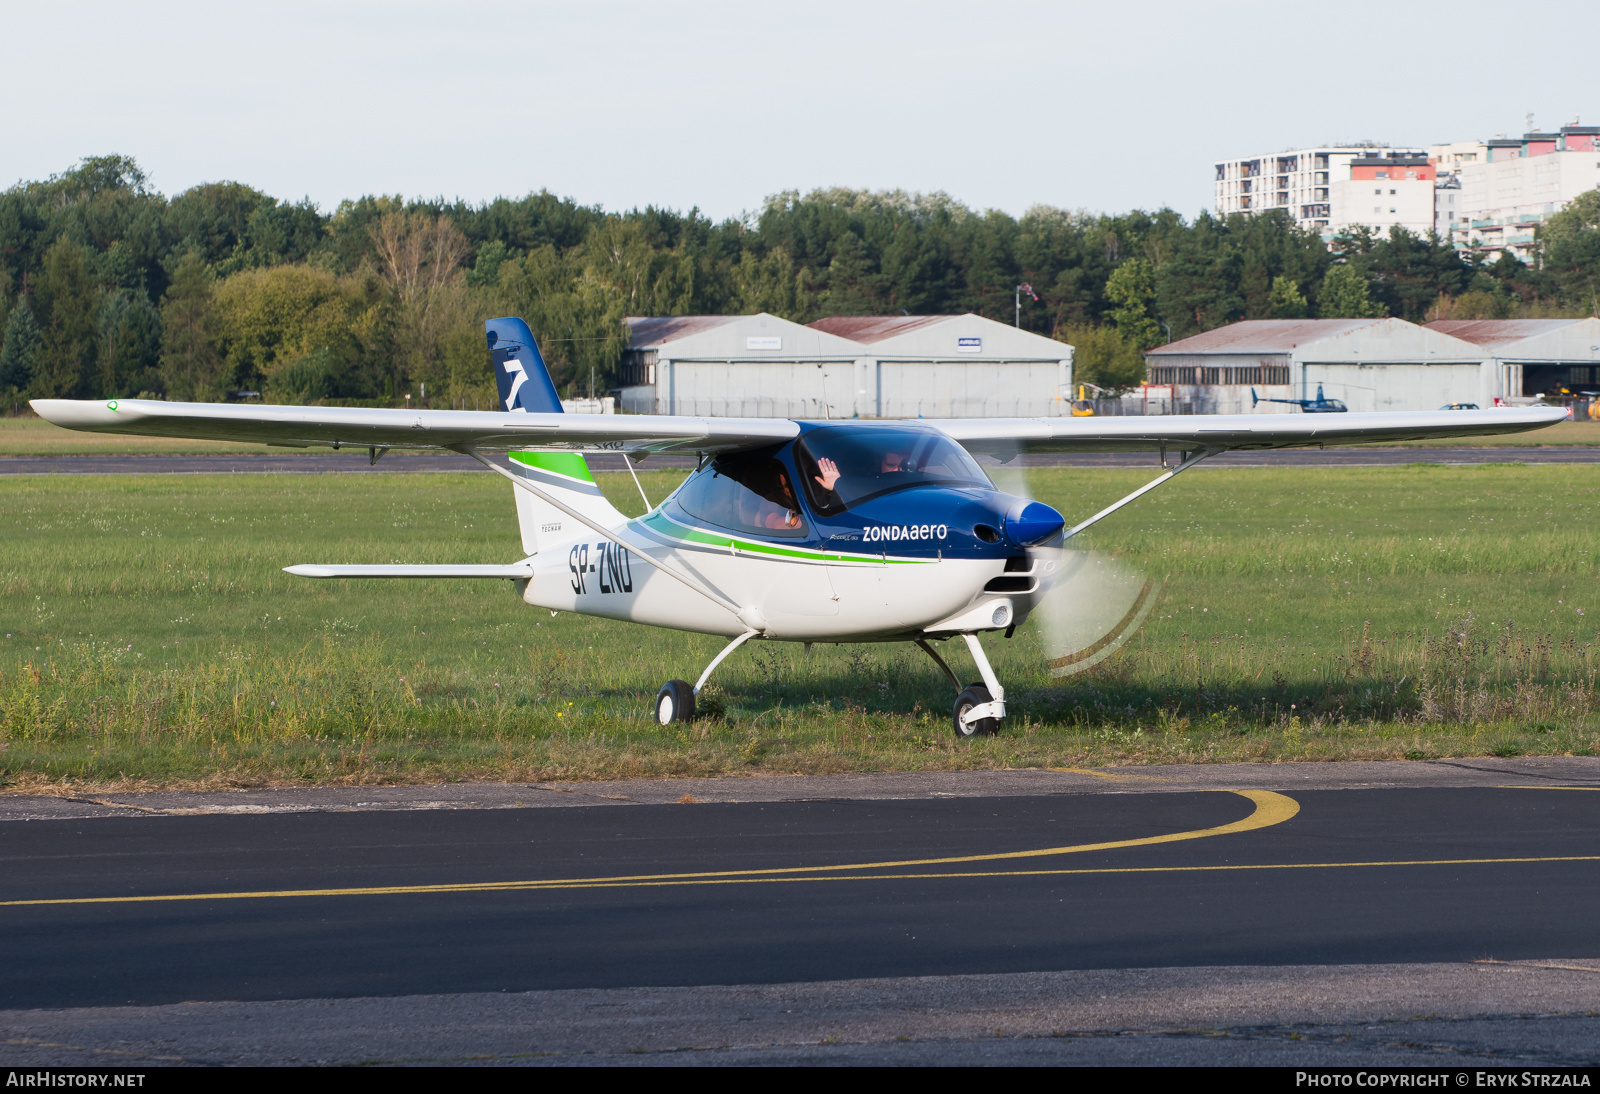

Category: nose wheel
[918, 633, 1007, 738]
[953, 683, 999, 737]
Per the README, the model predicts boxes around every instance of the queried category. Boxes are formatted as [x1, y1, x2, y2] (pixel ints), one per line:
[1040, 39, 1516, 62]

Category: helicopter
[33, 317, 1562, 737]
[1251, 383, 1348, 413]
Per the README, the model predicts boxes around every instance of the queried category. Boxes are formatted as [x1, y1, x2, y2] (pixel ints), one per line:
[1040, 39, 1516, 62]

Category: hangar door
[875, 360, 1068, 418]
[665, 361, 859, 418]
[1302, 363, 1484, 413]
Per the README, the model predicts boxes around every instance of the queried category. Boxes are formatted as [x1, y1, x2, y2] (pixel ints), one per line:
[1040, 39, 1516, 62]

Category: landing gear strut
[918, 633, 1007, 738]
[654, 629, 758, 725]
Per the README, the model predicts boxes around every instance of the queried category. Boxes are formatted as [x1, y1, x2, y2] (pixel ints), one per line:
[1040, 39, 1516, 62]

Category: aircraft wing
[29, 398, 798, 455]
[934, 407, 1567, 456]
[30, 399, 1566, 458]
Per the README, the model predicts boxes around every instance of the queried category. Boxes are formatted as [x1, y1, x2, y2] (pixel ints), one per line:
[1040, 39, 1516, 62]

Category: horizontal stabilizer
[284, 563, 534, 579]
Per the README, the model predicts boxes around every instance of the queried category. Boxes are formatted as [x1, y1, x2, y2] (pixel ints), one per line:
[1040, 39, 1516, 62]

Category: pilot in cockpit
[812, 448, 907, 494]
[739, 464, 802, 530]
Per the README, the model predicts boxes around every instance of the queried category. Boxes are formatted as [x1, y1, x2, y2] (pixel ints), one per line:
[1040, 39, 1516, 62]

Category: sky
[5, 0, 1599, 223]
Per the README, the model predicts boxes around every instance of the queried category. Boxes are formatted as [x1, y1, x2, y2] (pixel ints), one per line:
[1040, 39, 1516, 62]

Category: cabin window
[674, 451, 807, 537]
[795, 427, 991, 515]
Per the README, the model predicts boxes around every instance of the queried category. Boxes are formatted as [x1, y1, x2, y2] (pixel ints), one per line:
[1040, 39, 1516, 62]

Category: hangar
[614, 313, 1074, 417]
[614, 314, 863, 417]
[1145, 318, 1493, 413]
[807, 314, 1075, 418]
[1423, 318, 1600, 400]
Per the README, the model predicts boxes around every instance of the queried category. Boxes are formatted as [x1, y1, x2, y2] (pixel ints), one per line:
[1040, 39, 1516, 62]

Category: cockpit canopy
[795, 426, 991, 515]
[669, 426, 994, 537]
[674, 450, 808, 538]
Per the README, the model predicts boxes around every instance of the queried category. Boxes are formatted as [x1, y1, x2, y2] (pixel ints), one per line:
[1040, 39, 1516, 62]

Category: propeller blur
[31, 317, 1566, 738]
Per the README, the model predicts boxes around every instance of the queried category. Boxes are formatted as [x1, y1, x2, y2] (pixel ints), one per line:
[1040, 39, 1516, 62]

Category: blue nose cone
[1005, 500, 1066, 546]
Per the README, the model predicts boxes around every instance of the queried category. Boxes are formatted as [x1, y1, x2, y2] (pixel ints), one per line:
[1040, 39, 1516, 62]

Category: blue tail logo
[486, 317, 562, 414]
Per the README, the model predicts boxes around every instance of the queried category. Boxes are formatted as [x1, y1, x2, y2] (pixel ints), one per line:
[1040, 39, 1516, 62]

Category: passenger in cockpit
[739, 463, 801, 530]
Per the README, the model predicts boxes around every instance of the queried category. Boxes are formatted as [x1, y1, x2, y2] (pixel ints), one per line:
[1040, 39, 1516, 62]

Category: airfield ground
[3, 761, 1599, 1065]
[1, 462, 1597, 788]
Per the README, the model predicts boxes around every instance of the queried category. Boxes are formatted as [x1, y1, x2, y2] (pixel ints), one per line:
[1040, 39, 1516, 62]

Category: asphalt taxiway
[1, 760, 1598, 1065]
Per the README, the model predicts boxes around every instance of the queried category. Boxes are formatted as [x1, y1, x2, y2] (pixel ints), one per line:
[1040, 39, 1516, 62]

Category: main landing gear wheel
[656, 679, 696, 725]
[953, 682, 998, 738]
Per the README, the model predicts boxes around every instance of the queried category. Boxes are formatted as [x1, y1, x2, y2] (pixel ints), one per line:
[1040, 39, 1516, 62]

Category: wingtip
[29, 398, 124, 430]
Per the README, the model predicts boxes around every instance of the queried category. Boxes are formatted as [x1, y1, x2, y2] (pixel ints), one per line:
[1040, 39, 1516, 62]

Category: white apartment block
[1214, 144, 1426, 234]
[1429, 140, 1489, 173]
[1329, 155, 1436, 238]
[1449, 126, 1600, 261]
[1435, 174, 1462, 238]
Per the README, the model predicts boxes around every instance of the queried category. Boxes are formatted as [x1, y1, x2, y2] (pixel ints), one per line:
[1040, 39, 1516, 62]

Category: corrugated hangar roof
[625, 316, 738, 349]
[1423, 319, 1584, 348]
[1150, 319, 1384, 355]
[807, 316, 951, 343]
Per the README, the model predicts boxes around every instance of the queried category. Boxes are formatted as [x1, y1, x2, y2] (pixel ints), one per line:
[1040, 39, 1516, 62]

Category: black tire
[655, 679, 696, 725]
[953, 683, 998, 738]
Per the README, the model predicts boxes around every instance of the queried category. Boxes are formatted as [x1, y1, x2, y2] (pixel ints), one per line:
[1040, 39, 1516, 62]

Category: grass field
[4, 414, 1599, 456]
[1378, 419, 1600, 446]
[1, 463, 1598, 789]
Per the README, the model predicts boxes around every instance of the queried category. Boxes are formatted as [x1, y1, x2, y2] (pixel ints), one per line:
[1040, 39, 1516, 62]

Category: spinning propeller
[983, 451, 1160, 681]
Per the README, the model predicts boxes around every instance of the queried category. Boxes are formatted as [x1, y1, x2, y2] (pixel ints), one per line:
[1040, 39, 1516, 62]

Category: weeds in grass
[2, 465, 1599, 786]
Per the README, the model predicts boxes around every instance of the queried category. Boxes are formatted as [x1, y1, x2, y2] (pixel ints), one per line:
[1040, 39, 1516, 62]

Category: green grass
[1374, 419, 1600, 447]
[1, 464, 1598, 789]
[0, 416, 284, 456]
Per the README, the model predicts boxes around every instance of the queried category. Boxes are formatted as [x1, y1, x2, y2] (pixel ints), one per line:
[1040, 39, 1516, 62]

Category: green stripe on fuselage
[509, 451, 594, 482]
[635, 510, 931, 564]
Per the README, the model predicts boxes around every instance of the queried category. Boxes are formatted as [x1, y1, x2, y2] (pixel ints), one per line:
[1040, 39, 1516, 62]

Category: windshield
[674, 450, 807, 537]
[795, 427, 991, 515]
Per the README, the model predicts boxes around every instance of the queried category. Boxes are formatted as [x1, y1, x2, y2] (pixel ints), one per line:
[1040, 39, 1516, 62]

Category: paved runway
[3, 763, 1597, 1064]
[1, 446, 1597, 475]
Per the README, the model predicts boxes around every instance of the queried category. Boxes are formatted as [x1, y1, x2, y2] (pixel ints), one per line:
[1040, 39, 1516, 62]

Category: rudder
[487, 317, 562, 414]
[485, 318, 624, 553]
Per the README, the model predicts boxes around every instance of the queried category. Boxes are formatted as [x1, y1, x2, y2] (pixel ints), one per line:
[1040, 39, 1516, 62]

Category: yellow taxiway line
[9, 788, 1596, 909]
[1, 789, 1296, 909]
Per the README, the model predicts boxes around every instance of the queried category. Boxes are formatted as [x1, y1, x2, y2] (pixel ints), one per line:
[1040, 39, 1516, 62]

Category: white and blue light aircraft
[33, 318, 1564, 736]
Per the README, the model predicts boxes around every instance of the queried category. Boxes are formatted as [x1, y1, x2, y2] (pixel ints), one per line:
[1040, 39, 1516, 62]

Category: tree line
[2, 154, 1597, 406]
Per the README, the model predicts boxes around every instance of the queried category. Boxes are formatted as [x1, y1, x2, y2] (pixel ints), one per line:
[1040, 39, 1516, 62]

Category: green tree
[1539, 190, 1600, 310]
[368, 211, 471, 396]
[158, 251, 225, 400]
[211, 263, 383, 399]
[1334, 227, 1471, 320]
[1318, 264, 1383, 318]
[1268, 276, 1308, 318]
[31, 238, 101, 397]
[1105, 258, 1161, 349]
[0, 298, 41, 393]
[1058, 323, 1145, 392]
[466, 239, 511, 288]
[99, 290, 163, 395]
[732, 246, 816, 319]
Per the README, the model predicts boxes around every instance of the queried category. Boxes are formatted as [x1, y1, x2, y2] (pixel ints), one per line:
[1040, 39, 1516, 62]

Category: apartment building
[1330, 156, 1436, 237]
[1214, 144, 1426, 233]
[1449, 124, 1600, 261]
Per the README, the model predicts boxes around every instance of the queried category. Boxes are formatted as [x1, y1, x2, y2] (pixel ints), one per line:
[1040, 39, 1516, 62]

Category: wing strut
[1063, 446, 1218, 541]
[458, 446, 746, 621]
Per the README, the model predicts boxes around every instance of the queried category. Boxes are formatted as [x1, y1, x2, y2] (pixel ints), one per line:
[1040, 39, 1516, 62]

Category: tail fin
[485, 318, 622, 553]
[487, 316, 562, 413]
